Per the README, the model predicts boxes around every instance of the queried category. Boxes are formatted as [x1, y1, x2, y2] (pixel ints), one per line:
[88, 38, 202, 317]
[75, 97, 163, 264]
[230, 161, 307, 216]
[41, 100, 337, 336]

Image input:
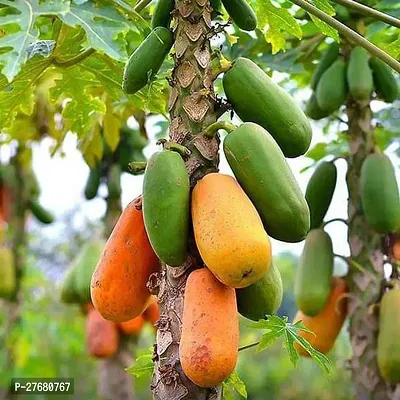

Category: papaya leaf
[126, 348, 154, 379]
[103, 98, 121, 152]
[80, 120, 103, 168]
[222, 371, 247, 399]
[0, 0, 69, 82]
[309, 14, 339, 42]
[384, 35, 400, 59]
[305, 142, 328, 161]
[312, 0, 336, 16]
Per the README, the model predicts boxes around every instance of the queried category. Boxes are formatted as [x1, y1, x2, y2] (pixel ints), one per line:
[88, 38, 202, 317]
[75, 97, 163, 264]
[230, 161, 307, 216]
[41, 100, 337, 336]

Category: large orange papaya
[293, 277, 348, 356]
[91, 196, 160, 322]
[180, 268, 239, 387]
[191, 173, 272, 288]
[118, 315, 145, 336]
[86, 307, 119, 358]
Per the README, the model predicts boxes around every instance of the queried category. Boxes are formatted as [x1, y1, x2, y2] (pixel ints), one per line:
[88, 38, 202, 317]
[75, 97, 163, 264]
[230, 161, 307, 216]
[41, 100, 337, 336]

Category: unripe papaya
[347, 47, 374, 103]
[295, 229, 334, 316]
[118, 315, 145, 336]
[60, 265, 79, 304]
[316, 59, 348, 112]
[143, 297, 160, 329]
[192, 173, 272, 288]
[84, 166, 102, 200]
[334, 4, 350, 21]
[294, 277, 348, 356]
[236, 262, 283, 321]
[305, 162, 337, 229]
[224, 123, 310, 243]
[369, 57, 398, 103]
[151, 0, 174, 29]
[0, 246, 15, 299]
[223, 58, 312, 158]
[86, 307, 119, 358]
[29, 200, 54, 224]
[91, 196, 160, 322]
[360, 154, 400, 233]
[305, 93, 331, 120]
[180, 268, 239, 387]
[210, 0, 222, 19]
[220, 0, 257, 31]
[143, 151, 190, 266]
[310, 42, 340, 90]
[377, 288, 400, 383]
[122, 27, 173, 95]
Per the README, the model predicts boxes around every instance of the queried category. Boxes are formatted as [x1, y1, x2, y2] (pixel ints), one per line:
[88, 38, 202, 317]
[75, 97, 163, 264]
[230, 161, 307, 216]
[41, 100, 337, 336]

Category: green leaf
[265, 26, 286, 55]
[80, 122, 103, 167]
[384, 35, 400, 59]
[222, 371, 247, 399]
[309, 14, 339, 41]
[312, 0, 336, 16]
[0, 0, 69, 81]
[126, 348, 154, 379]
[305, 142, 328, 161]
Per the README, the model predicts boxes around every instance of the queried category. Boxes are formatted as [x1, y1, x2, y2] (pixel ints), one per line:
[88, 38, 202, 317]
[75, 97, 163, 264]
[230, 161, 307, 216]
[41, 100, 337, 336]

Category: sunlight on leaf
[223, 371, 247, 399]
[126, 348, 154, 379]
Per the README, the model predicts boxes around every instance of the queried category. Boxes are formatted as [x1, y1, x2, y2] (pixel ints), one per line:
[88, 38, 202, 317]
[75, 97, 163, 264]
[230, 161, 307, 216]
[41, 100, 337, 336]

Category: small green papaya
[360, 154, 400, 233]
[334, 4, 350, 21]
[295, 229, 334, 316]
[316, 59, 348, 113]
[236, 262, 283, 321]
[60, 265, 80, 304]
[84, 166, 102, 200]
[151, 0, 174, 29]
[305, 93, 332, 120]
[311, 42, 340, 90]
[29, 200, 54, 224]
[108, 164, 121, 200]
[122, 27, 173, 95]
[220, 0, 257, 31]
[143, 151, 190, 266]
[0, 246, 15, 299]
[305, 162, 337, 229]
[347, 47, 374, 102]
[377, 288, 400, 384]
[369, 57, 398, 103]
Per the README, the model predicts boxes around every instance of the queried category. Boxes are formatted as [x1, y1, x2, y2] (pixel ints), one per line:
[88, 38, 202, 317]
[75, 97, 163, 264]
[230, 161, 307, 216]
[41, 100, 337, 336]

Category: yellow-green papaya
[0, 246, 15, 299]
[84, 166, 102, 200]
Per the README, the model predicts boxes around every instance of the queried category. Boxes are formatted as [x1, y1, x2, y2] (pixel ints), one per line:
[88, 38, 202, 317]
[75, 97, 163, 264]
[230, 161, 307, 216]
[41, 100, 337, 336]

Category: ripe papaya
[192, 173, 271, 288]
[151, 0, 174, 29]
[236, 262, 283, 321]
[295, 229, 334, 316]
[91, 196, 160, 322]
[0, 246, 15, 299]
[223, 58, 312, 158]
[305, 161, 337, 229]
[118, 315, 145, 336]
[293, 277, 348, 356]
[143, 151, 190, 266]
[316, 58, 348, 112]
[360, 154, 400, 233]
[369, 57, 398, 103]
[180, 268, 239, 387]
[84, 166, 102, 200]
[86, 307, 119, 358]
[0, 184, 12, 223]
[28, 200, 54, 224]
[347, 47, 374, 103]
[122, 27, 173, 95]
[107, 164, 121, 200]
[220, 0, 257, 31]
[377, 288, 400, 383]
[224, 123, 310, 243]
[143, 297, 160, 329]
[310, 42, 340, 90]
[60, 265, 80, 304]
[305, 93, 331, 120]
[392, 240, 400, 260]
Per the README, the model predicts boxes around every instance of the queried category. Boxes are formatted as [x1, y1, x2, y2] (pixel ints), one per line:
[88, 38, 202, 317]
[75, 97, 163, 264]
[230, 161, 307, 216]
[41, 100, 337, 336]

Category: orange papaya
[118, 315, 145, 336]
[180, 268, 239, 387]
[392, 240, 400, 260]
[191, 173, 272, 288]
[91, 196, 160, 322]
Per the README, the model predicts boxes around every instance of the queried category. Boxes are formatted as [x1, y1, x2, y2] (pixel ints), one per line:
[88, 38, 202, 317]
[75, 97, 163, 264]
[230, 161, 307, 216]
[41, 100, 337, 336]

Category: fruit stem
[238, 341, 260, 352]
[204, 121, 237, 138]
[156, 139, 192, 158]
[128, 161, 147, 175]
[322, 218, 348, 228]
[334, 253, 370, 274]
[212, 58, 233, 80]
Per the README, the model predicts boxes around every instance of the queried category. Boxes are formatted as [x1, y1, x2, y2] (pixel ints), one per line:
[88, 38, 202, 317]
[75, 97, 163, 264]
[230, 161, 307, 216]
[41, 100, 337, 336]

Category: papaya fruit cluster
[306, 44, 398, 120]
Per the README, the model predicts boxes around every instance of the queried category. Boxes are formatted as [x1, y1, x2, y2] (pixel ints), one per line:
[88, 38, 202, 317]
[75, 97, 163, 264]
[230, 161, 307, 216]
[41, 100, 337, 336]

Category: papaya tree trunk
[98, 166, 135, 400]
[346, 99, 400, 399]
[151, 1, 221, 399]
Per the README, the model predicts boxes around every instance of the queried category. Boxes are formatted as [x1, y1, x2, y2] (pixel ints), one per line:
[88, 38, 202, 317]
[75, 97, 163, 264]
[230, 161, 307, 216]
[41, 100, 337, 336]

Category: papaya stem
[322, 218, 348, 228]
[128, 161, 147, 175]
[156, 139, 192, 158]
[52, 48, 95, 68]
[238, 341, 260, 352]
[290, 0, 400, 73]
[334, 253, 370, 274]
[331, 0, 400, 29]
[212, 59, 233, 80]
[204, 121, 237, 138]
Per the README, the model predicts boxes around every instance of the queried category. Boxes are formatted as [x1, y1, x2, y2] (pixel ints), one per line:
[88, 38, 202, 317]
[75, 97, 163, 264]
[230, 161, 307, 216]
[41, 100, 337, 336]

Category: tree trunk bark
[151, 1, 221, 399]
[346, 99, 400, 400]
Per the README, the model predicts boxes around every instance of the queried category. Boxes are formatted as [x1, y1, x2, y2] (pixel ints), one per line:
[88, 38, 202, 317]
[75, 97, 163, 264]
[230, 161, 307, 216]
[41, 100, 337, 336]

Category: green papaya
[151, 0, 174, 29]
[369, 57, 398, 103]
[60, 265, 79, 304]
[334, 4, 350, 21]
[377, 288, 400, 384]
[220, 0, 257, 31]
[108, 164, 121, 200]
[360, 154, 400, 233]
[29, 200, 54, 224]
[143, 151, 190, 265]
[316, 58, 348, 112]
[0, 246, 15, 299]
[347, 47, 374, 102]
[295, 229, 334, 316]
[305, 93, 332, 120]
[210, 0, 222, 18]
[223, 58, 312, 158]
[224, 122, 310, 243]
[311, 42, 340, 90]
[305, 162, 337, 229]
[84, 166, 102, 200]
[236, 262, 283, 321]
[122, 27, 173, 95]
